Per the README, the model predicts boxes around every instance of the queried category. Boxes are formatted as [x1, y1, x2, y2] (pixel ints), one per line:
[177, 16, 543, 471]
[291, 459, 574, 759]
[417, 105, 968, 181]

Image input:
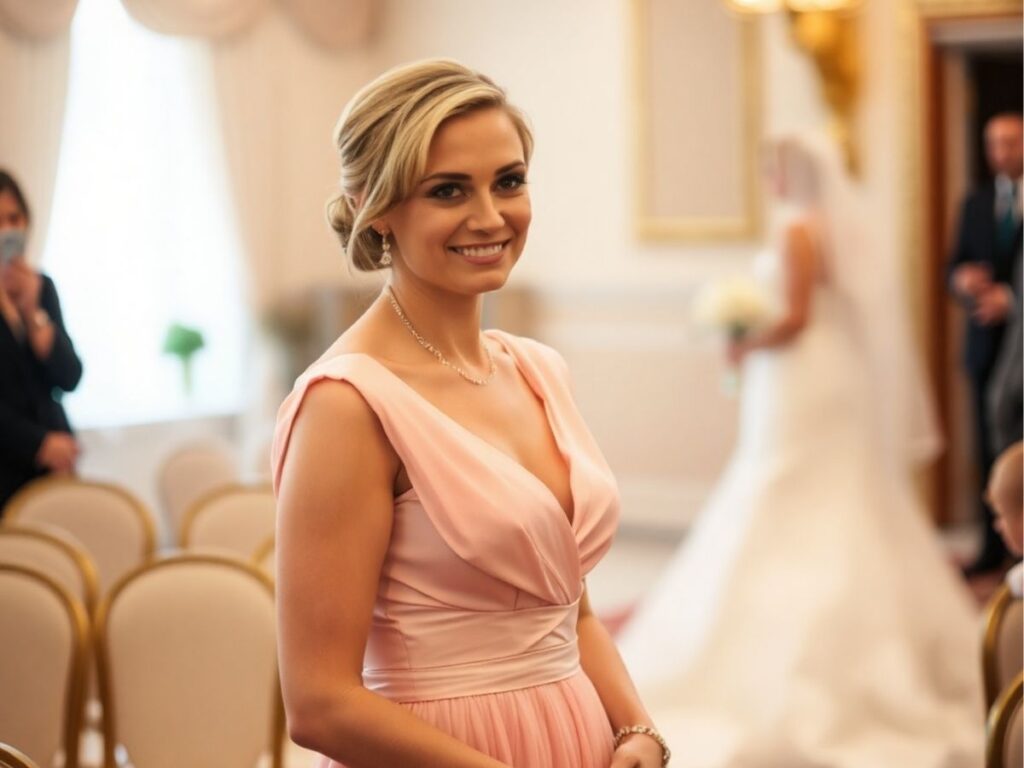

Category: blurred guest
[987, 245, 1022, 456]
[987, 441, 1024, 597]
[948, 112, 1023, 575]
[617, 133, 982, 768]
[0, 170, 82, 514]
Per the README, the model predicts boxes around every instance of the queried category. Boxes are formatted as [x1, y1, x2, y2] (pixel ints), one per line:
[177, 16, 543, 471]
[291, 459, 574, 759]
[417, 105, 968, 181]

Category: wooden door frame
[900, 0, 1022, 524]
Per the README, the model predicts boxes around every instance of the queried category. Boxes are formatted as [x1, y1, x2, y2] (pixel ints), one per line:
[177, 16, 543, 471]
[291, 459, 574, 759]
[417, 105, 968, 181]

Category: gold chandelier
[724, 0, 861, 12]
[725, 0, 862, 173]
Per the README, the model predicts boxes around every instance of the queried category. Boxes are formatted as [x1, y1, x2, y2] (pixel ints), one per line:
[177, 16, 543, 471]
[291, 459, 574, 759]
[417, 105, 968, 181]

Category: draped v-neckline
[348, 330, 577, 528]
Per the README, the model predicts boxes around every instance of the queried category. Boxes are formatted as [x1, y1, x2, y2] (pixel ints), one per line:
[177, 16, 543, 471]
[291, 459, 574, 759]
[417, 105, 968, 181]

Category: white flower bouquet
[693, 276, 774, 393]
[693, 276, 774, 340]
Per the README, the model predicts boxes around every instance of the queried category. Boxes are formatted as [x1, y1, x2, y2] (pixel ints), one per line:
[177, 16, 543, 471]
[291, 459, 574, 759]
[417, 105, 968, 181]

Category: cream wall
[64, 1, 908, 533]
[360, 2, 904, 530]
[203, 0, 908, 532]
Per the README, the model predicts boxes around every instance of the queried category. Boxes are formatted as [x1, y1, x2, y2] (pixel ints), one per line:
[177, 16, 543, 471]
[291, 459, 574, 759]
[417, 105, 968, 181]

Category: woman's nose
[467, 192, 504, 232]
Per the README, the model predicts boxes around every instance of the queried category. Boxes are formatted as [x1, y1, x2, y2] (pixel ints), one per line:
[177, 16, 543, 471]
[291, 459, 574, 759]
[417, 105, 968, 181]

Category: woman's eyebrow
[419, 161, 525, 185]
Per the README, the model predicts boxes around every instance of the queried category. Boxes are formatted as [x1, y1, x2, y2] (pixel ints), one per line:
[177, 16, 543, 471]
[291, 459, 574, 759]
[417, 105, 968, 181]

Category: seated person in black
[0, 169, 82, 513]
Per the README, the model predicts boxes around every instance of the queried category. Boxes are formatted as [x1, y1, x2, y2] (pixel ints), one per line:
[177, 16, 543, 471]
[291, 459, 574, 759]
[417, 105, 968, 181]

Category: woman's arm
[730, 221, 818, 361]
[277, 379, 506, 768]
[32, 276, 83, 391]
[576, 587, 665, 767]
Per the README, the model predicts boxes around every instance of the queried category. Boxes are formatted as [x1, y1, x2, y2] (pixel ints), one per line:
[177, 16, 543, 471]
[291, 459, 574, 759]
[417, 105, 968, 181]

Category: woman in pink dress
[271, 59, 668, 768]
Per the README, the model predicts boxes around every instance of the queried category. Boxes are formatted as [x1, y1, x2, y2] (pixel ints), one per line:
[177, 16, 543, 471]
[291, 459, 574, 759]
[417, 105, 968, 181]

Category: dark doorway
[968, 52, 1024, 186]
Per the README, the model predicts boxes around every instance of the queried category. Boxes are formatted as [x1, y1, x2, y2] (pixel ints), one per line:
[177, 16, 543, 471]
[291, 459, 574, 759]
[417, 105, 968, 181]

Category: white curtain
[0, 28, 71, 265]
[0, 0, 78, 42]
[120, 0, 267, 39]
[43, 0, 249, 428]
[118, 0, 372, 49]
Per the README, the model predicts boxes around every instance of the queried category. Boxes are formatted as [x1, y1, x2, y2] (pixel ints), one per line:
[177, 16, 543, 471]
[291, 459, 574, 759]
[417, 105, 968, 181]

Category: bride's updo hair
[327, 59, 534, 271]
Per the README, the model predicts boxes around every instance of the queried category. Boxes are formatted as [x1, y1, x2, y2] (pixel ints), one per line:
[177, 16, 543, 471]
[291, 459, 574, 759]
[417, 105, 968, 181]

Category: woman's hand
[36, 431, 80, 474]
[609, 733, 666, 767]
[726, 337, 750, 367]
[1, 259, 42, 319]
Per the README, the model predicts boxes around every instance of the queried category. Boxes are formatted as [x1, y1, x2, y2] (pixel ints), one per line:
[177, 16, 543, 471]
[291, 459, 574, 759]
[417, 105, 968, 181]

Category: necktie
[997, 182, 1019, 252]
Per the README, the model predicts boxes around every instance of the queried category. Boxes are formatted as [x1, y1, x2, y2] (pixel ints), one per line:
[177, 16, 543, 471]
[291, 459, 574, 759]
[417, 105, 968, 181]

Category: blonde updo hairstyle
[327, 59, 534, 271]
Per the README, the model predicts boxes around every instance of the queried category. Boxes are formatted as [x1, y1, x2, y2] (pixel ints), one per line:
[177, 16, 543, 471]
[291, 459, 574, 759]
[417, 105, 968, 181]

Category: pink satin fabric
[273, 330, 621, 767]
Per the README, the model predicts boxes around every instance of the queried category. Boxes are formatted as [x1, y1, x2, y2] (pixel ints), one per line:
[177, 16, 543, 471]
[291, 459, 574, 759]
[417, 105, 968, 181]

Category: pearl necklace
[385, 286, 496, 386]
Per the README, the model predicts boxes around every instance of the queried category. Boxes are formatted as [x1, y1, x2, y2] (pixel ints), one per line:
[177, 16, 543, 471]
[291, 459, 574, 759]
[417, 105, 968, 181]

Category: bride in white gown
[617, 133, 985, 768]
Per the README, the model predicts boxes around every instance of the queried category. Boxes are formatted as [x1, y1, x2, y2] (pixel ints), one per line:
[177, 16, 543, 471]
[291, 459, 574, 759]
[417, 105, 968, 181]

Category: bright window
[43, 0, 248, 429]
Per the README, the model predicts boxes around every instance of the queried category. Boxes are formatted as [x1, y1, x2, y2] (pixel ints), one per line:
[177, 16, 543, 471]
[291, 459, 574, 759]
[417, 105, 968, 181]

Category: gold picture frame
[630, 0, 762, 241]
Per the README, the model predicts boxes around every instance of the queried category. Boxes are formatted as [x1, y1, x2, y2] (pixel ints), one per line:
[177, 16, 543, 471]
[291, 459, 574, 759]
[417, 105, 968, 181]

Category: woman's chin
[463, 267, 512, 295]
[454, 256, 518, 294]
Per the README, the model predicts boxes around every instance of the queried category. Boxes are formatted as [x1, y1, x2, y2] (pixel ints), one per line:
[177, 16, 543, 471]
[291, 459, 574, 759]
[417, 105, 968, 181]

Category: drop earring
[380, 231, 393, 267]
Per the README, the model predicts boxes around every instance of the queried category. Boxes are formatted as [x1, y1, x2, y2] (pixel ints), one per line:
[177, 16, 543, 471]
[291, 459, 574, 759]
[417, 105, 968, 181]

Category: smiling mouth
[449, 241, 510, 258]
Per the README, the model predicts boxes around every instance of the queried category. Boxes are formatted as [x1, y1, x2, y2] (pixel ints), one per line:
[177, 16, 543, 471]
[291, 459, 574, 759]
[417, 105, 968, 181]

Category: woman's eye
[429, 183, 463, 200]
[496, 173, 526, 192]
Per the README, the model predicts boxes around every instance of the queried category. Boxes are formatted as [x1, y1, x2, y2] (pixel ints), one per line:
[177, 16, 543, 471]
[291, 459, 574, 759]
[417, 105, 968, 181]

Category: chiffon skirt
[318, 672, 615, 768]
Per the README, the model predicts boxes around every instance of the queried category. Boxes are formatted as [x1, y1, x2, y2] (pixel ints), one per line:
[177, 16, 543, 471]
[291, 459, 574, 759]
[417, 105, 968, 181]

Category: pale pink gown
[272, 330, 620, 768]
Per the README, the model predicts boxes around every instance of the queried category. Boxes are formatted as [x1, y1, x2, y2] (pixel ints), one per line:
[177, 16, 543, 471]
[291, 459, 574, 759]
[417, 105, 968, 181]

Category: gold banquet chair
[0, 524, 105, 739]
[0, 743, 42, 768]
[96, 553, 284, 768]
[983, 583, 1024, 711]
[986, 672, 1023, 768]
[0, 564, 89, 768]
[3, 478, 157, 594]
[157, 441, 238, 546]
[0, 525, 99, 615]
[181, 484, 276, 559]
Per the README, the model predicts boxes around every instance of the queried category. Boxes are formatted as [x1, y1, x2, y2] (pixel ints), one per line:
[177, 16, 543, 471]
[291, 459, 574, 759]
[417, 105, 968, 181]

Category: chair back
[0, 742, 42, 768]
[4, 478, 156, 594]
[0, 564, 89, 768]
[987, 672, 1023, 768]
[0, 525, 99, 614]
[96, 554, 283, 768]
[252, 535, 276, 579]
[181, 484, 276, 558]
[983, 584, 1024, 710]
[158, 442, 238, 544]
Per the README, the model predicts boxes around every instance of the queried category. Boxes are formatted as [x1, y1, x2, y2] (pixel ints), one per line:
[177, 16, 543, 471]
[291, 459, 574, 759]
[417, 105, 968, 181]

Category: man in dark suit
[988, 246, 1022, 458]
[0, 170, 83, 514]
[948, 113, 1023, 575]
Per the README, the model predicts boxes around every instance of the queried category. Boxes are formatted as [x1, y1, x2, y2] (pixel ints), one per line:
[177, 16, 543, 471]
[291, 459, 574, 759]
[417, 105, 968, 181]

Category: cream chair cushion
[97, 554, 282, 768]
[158, 442, 238, 544]
[4, 478, 155, 594]
[984, 585, 1024, 709]
[1006, 701, 1022, 768]
[0, 565, 88, 768]
[987, 673, 1023, 768]
[182, 485, 276, 558]
[252, 535, 276, 580]
[0, 525, 98, 613]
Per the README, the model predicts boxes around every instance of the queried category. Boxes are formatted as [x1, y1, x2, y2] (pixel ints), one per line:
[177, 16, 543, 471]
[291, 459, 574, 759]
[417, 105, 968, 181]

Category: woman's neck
[385, 274, 488, 367]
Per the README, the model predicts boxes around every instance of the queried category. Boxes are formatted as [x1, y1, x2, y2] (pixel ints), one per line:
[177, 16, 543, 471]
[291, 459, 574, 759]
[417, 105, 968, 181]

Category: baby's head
[987, 441, 1024, 557]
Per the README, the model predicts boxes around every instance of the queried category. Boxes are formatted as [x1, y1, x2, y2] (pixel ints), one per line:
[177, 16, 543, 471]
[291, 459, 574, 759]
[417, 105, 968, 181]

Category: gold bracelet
[613, 724, 671, 766]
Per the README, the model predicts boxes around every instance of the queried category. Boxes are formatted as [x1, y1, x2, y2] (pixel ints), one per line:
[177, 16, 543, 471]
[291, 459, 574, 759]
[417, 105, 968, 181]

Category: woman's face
[382, 107, 531, 296]
[0, 189, 28, 265]
[0, 190, 27, 232]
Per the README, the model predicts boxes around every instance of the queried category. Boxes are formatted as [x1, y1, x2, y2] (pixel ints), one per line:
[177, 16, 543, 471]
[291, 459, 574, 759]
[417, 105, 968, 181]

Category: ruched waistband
[362, 599, 581, 703]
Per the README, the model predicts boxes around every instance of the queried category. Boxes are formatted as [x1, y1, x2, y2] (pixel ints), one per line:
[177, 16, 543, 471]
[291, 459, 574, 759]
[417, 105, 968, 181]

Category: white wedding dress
[617, 245, 985, 768]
